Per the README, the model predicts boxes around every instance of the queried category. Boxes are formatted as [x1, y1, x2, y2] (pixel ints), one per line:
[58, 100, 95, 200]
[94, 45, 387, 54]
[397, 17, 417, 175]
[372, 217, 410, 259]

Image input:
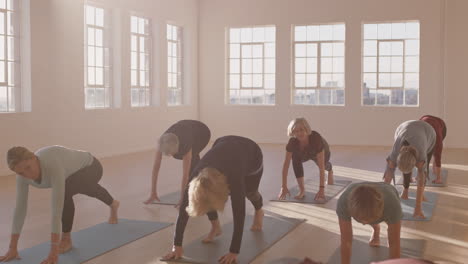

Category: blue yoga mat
[7, 219, 172, 264]
[400, 189, 438, 221]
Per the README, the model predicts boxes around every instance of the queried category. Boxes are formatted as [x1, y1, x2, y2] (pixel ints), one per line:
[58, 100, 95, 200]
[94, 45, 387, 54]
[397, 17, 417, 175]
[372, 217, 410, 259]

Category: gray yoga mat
[400, 189, 438, 221]
[328, 236, 426, 264]
[162, 214, 305, 263]
[270, 178, 352, 204]
[8, 219, 172, 264]
[396, 168, 448, 187]
[152, 191, 181, 205]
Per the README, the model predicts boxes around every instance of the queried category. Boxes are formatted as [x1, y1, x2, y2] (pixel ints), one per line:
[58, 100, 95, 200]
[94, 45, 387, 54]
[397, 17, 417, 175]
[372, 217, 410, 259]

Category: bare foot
[202, 221, 222, 243]
[400, 189, 409, 200]
[327, 170, 334, 185]
[294, 191, 305, 200]
[251, 209, 264, 231]
[432, 178, 443, 184]
[59, 239, 72, 254]
[369, 237, 381, 247]
[109, 200, 119, 224]
[413, 210, 426, 219]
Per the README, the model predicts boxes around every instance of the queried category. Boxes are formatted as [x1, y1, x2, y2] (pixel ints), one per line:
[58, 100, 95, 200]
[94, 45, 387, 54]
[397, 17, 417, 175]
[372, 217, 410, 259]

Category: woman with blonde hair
[383, 120, 436, 219]
[336, 182, 402, 264]
[163, 136, 264, 264]
[0, 146, 119, 264]
[278, 118, 334, 201]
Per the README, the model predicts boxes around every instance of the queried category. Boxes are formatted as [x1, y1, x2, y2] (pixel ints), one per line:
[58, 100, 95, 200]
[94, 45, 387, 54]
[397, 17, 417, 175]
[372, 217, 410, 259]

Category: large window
[293, 24, 345, 105]
[131, 15, 151, 107]
[362, 21, 420, 106]
[84, 5, 111, 109]
[167, 24, 183, 106]
[0, 0, 20, 112]
[227, 26, 276, 105]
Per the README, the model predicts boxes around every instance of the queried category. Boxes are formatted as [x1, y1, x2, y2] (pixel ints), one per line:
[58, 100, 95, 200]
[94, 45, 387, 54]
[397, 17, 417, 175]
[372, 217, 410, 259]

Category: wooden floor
[1, 145, 467, 264]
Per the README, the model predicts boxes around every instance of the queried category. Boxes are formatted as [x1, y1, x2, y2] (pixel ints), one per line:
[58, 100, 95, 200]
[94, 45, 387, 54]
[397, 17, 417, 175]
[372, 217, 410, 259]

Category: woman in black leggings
[278, 118, 334, 201]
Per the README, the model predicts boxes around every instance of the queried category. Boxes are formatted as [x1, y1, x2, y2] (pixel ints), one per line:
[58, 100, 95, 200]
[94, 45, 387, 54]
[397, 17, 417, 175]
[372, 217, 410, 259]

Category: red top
[420, 115, 446, 167]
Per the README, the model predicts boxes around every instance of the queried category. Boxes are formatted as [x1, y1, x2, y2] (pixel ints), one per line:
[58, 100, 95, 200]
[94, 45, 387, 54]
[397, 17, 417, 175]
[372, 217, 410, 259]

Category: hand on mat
[0, 248, 20, 262]
[174, 198, 183, 209]
[162, 245, 183, 260]
[218, 252, 238, 264]
[143, 192, 160, 204]
[40, 252, 58, 264]
[278, 187, 290, 200]
[299, 257, 323, 264]
[314, 188, 325, 201]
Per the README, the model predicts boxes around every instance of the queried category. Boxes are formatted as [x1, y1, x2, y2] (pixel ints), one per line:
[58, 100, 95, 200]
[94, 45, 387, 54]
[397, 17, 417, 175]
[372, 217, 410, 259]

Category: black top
[174, 136, 263, 254]
[286, 131, 329, 161]
[164, 120, 211, 159]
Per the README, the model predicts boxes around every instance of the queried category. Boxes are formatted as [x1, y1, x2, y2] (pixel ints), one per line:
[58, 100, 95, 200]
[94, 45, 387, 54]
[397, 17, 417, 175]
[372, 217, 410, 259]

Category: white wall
[444, 0, 468, 149]
[198, 0, 450, 147]
[0, 0, 199, 175]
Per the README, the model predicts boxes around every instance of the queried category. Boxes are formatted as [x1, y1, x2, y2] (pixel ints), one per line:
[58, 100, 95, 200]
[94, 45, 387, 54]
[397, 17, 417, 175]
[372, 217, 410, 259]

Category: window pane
[333, 57, 344, 73]
[131, 70, 137, 86]
[321, 73, 333, 87]
[230, 59, 240, 74]
[230, 74, 240, 89]
[333, 24, 345, 41]
[306, 58, 317, 73]
[405, 40, 419, 55]
[319, 25, 333, 41]
[379, 57, 391, 72]
[252, 27, 265, 42]
[321, 58, 332, 73]
[391, 42, 403, 56]
[95, 8, 104, 27]
[363, 57, 377, 72]
[87, 46, 95, 66]
[252, 45, 262, 58]
[364, 40, 377, 56]
[131, 16, 138, 33]
[265, 27, 275, 42]
[242, 74, 252, 87]
[295, 26, 306, 41]
[318, 89, 331, 104]
[406, 22, 420, 39]
[140, 71, 145, 86]
[230, 28, 240, 43]
[379, 42, 392, 56]
[131, 35, 137, 52]
[265, 74, 275, 89]
[252, 59, 262, 74]
[405, 56, 419, 72]
[86, 6, 95, 25]
[363, 88, 376, 105]
[95, 67, 103, 85]
[0, 36, 4, 60]
[87, 28, 95, 45]
[131, 52, 137, 69]
[264, 58, 275, 73]
[333, 43, 345, 57]
[391, 57, 403, 72]
[139, 36, 145, 51]
[364, 24, 377, 39]
[87, 67, 95, 85]
[139, 18, 146, 34]
[139, 53, 146, 70]
[265, 43, 275, 58]
[242, 58, 252, 73]
[377, 89, 390, 105]
[252, 74, 262, 87]
[306, 26, 319, 41]
[391, 89, 404, 105]
[0, 13, 4, 35]
[405, 73, 419, 88]
[321, 43, 332, 57]
[378, 23, 391, 39]
[363, 73, 377, 89]
[95, 47, 103, 67]
[306, 73, 317, 87]
[333, 89, 345, 105]
[306, 44, 317, 57]
[241, 28, 252, 43]
[295, 73, 305, 87]
[405, 89, 418, 105]
[391, 23, 406, 39]
[230, 44, 240, 58]
[295, 58, 306, 73]
[95, 29, 103, 46]
[295, 43, 306, 57]
[241, 45, 252, 58]
[379, 73, 391, 87]
[390, 73, 403, 87]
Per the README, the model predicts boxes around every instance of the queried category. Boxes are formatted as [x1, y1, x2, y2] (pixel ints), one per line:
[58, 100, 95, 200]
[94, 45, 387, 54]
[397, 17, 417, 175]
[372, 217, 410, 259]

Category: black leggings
[292, 151, 332, 178]
[206, 166, 264, 221]
[402, 148, 434, 189]
[62, 158, 114, 233]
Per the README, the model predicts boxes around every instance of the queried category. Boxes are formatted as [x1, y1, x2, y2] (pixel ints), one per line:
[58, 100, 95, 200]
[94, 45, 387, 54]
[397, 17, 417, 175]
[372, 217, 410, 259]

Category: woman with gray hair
[383, 120, 436, 219]
[278, 118, 334, 201]
[144, 120, 211, 206]
[0, 146, 119, 264]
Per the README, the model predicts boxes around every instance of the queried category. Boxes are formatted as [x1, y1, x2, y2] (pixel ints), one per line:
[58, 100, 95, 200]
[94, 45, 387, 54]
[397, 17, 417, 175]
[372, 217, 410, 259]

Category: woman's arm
[338, 218, 353, 264]
[387, 221, 401, 259]
[278, 152, 292, 199]
[144, 149, 163, 203]
[180, 149, 193, 202]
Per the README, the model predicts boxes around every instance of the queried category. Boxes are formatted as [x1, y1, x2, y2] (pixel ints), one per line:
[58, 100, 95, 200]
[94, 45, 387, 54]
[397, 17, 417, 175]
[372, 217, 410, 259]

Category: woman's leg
[292, 152, 306, 199]
[369, 224, 381, 247]
[246, 163, 264, 231]
[401, 171, 412, 199]
[202, 211, 221, 243]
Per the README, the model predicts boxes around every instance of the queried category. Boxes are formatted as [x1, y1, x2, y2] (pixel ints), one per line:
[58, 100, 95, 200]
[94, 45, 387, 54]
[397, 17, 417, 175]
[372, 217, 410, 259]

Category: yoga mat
[162, 214, 305, 263]
[270, 178, 352, 204]
[396, 168, 448, 187]
[400, 189, 438, 221]
[8, 219, 172, 264]
[328, 236, 426, 264]
[151, 191, 181, 205]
